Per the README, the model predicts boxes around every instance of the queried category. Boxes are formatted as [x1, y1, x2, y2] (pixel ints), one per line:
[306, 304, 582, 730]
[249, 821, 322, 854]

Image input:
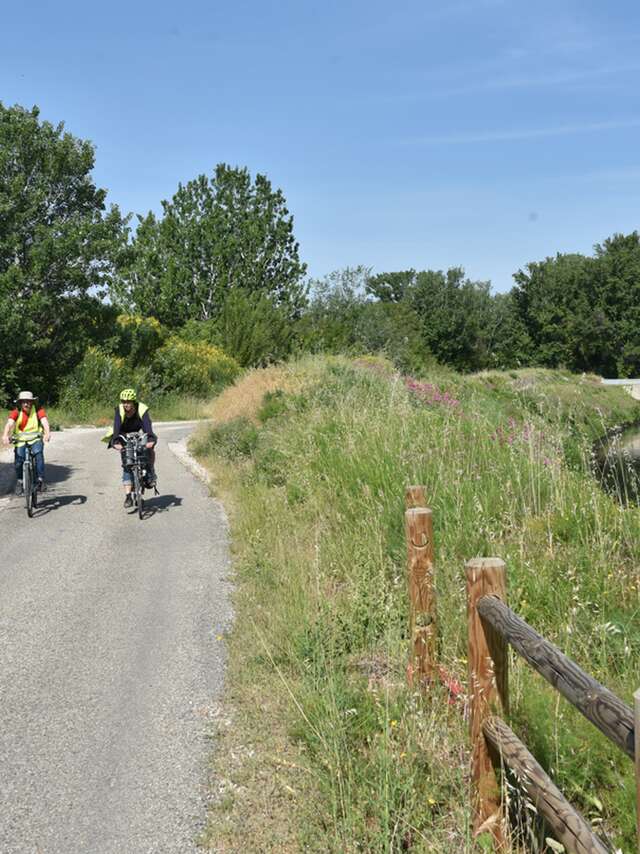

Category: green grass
[193, 355, 640, 852]
[46, 393, 210, 429]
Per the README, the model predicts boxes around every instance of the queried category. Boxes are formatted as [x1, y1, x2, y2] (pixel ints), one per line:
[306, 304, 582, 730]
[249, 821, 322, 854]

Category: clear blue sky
[3, 0, 640, 291]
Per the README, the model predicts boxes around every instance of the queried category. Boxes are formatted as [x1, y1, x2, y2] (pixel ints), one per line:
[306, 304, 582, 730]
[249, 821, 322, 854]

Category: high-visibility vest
[119, 402, 148, 421]
[102, 402, 149, 444]
[12, 407, 43, 447]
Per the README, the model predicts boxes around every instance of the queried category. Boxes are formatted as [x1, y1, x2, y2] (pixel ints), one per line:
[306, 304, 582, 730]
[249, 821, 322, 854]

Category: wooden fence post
[405, 484, 427, 509]
[635, 688, 640, 853]
[466, 558, 509, 847]
[405, 506, 436, 687]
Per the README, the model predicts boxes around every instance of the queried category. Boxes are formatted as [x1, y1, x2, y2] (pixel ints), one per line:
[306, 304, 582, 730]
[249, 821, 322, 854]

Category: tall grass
[195, 355, 640, 852]
[46, 393, 210, 428]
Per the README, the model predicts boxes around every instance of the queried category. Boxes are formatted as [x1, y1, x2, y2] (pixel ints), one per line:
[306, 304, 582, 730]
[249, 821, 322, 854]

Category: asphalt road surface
[0, 424, 232, 853]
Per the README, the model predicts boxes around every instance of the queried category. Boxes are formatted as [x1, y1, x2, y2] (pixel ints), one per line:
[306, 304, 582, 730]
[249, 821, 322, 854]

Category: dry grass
[201, 366, 296, 424]
[200, 355, 358, 425]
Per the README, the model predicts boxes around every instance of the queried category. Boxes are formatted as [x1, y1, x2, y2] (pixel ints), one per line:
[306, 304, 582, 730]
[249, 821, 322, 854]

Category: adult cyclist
[1, 390, 51, 495]
[110, 388, 157, 508]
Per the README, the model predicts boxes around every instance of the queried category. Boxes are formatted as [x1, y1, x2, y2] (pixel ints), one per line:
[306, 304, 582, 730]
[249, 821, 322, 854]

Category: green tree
[406, 267, 499, 372]
[114, 164, 307, 328]
[179, 290, 295, 367]
[512, 252, 616, 374]
[593, 232, 640, 376]
[489, 291, 534, 369]
[365, 269, 417, 303]
[298, 266, 370, 353]
[0, 103, 127, 400]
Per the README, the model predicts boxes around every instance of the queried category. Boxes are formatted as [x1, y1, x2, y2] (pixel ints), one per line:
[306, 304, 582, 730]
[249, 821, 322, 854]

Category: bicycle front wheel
[133, 468, 144, 520]
[24, 460, 33, 518]
[31, 461, 38, 509]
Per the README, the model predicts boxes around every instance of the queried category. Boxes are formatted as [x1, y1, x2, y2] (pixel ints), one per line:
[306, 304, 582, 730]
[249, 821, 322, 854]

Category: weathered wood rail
[477, 594, 634, 759]
[468, 558, 631, 853]
[403, 488, 636, 853]
[482, 716, 609, 854]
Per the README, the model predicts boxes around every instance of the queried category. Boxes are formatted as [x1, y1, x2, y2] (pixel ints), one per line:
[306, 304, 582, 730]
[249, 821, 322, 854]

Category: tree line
[2, 101, 640, 406]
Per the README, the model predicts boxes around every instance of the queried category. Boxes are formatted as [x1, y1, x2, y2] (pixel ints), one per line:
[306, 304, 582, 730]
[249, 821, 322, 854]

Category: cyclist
[109, 388, 157, 507]
[1, 391, 51, 495]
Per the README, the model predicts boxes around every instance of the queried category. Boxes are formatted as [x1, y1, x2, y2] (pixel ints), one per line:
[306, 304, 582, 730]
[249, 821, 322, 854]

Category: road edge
[167, 436, 213, 487]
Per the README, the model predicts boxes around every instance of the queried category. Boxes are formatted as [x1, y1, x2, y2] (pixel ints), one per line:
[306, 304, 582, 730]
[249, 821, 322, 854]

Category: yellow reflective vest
[102, 402, 149, 444]
[12, 407, 43, 447]
[119, 402, 148, 421]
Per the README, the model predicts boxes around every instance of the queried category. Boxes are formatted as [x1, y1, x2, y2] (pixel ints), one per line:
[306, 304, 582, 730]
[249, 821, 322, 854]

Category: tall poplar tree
[113, 164, 307, 328]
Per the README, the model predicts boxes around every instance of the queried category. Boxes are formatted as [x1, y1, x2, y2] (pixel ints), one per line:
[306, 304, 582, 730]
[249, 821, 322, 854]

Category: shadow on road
[43, 463, 74, 486]
[142, 494, 183, 517]
[32, 494, 87, 516]
[1, 461, 74, 494]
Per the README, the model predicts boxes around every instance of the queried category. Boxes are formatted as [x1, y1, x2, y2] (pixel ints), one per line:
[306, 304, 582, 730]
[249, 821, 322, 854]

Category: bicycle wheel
[31, 460, 38, 509]
[133, 468, 144, 520]
[24, 457, 33, 518]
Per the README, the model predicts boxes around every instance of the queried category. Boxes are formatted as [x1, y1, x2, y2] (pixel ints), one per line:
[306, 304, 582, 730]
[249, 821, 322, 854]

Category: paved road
[0, 424, 232, 853]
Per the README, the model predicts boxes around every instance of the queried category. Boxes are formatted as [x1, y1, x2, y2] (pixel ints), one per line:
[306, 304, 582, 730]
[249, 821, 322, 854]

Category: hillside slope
[193, 356, 639, 853]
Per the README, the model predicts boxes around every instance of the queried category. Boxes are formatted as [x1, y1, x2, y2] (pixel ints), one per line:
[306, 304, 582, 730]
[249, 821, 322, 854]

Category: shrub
[153, 338, 240, 396]
[178, 290, 297, 367]
[111, 314, 169, 364]
[58, 346, 132, 411]
[176, 318, 219, 346]
[257, 389, 289, 422]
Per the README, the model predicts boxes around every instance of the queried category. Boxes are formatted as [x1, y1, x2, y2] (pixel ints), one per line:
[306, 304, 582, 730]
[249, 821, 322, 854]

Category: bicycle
[117, 432, 153, 520]
[11, 432, 42, 518]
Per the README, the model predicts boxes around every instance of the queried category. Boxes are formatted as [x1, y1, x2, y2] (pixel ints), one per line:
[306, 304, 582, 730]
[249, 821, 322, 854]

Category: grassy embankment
[191, 355, 640, 853]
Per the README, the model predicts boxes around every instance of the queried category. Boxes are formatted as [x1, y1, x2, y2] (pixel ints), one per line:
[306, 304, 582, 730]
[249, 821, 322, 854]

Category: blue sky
[3, 0, 640, 291]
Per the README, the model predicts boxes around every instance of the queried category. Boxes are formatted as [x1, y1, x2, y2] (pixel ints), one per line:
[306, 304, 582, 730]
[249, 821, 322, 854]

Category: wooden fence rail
[477, 594, 634, 759]
[482, 716, 609, 854]
[467, 559, 633, 853]
[403, 488, 636, 852]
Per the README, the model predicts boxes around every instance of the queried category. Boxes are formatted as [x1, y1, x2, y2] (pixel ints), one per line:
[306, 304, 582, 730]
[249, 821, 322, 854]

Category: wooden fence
[404, 486, 638, 853]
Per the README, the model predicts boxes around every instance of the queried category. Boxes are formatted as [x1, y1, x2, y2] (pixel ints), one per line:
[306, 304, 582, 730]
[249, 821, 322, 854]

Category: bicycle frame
[11, 432, 41, 518]
[118, 432, 149, 519]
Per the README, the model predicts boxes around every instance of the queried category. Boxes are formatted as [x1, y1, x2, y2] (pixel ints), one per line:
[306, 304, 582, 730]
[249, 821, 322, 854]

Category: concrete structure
[601, 378, 640, 401]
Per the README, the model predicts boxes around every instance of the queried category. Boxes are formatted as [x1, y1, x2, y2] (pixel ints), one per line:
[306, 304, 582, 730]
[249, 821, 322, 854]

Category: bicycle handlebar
[114, 432, 154, 446]
[10, 432, 43, 444]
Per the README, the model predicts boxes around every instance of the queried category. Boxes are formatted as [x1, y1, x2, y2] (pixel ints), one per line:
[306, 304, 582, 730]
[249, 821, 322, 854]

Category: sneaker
[124, 494, 133, 508]
[37, 479, 46, 493]
[14, 482, 23, 496]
